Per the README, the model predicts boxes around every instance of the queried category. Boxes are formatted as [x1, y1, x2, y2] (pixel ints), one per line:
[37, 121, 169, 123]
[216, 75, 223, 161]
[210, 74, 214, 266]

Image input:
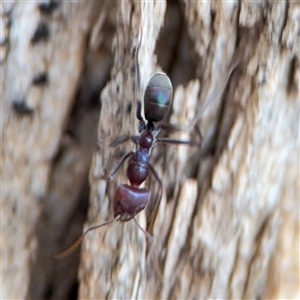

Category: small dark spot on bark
[32, 72, 48, 86]
[130, 65, 135, 75]
[38, 0, 60, 14]
[31, 21, 50, 44]
[127, 102, 132, 114]
[12, 204, 17, 214]
[13, 99, 34, 116]
[287, 55, 299, 94]
[132, 46, 136, 59]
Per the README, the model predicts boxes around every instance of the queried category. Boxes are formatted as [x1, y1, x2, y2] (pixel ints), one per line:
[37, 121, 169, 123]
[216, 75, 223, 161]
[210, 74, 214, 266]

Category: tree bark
[2, 1, 108, 299]
[1, 1, 299, 299]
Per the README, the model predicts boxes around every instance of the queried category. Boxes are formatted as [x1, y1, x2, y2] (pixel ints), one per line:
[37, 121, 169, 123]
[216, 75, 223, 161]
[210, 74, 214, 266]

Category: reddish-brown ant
[54, 49, 240, 262]
[54, 72, 200, 260]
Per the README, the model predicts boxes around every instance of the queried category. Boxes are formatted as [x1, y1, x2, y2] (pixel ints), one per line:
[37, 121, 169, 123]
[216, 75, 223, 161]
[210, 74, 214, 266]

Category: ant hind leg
[133, 217, 162, 278]
[146, 163, 163, 235]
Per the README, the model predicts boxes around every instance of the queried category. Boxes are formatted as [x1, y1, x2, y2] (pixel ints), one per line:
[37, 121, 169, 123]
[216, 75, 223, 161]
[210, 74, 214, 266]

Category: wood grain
[2, 1, 298, 299]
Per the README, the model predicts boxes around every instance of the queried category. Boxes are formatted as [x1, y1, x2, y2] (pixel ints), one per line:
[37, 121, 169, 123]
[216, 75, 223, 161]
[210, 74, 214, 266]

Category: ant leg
[133, 217, 162, 278]
[158, 123, 182, 133]
[146, 163, 163, 235]
[157, 137, 200, 147]
[157, 123, 203, 148]
[54, 217, 118, 259]
[134, 28, 142, 106]
[157, 120, 203, 148]
[133, 217, 155, 246]
[107, 151, 134, 180]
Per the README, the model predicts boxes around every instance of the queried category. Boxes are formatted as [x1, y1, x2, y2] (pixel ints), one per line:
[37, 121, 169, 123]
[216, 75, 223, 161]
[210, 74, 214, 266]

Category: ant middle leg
[157, 137, 199, 147]
[157, 123, 203, 148]
[133, 217, 162, 278]
[157, 135, 202, 147]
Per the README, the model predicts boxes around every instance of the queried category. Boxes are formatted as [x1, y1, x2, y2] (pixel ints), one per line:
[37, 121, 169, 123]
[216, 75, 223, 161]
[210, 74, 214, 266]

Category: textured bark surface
[1, 1, 299, 299]
[1, 1, 110, 299]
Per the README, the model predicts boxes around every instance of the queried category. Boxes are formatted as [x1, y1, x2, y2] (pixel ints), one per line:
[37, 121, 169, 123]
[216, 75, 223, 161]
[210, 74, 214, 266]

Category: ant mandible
[55, 72, 200, 259]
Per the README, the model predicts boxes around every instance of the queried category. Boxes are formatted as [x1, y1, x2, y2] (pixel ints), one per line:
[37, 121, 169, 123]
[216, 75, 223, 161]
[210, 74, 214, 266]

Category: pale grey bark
[2, 1, 107, 299]
[1, 1, 299, 299]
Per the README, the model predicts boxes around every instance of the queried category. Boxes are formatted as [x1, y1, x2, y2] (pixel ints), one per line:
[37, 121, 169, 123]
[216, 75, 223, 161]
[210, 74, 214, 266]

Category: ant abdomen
[144, 73, 173, 123]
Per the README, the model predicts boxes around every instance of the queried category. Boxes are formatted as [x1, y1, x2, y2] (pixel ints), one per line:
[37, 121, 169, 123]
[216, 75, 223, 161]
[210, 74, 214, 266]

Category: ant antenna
[134, 28, 142, 108]
[54, 217, 119, 259]
[188, 60, 240, 132]
[134, 27, 146, 131]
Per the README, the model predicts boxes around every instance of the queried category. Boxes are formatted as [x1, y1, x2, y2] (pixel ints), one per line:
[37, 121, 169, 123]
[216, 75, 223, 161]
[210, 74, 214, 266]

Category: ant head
[144, 73, 173, 123]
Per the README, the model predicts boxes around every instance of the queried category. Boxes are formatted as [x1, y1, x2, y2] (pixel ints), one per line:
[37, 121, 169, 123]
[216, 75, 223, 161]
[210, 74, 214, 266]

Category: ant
[55, 72, 200, 259]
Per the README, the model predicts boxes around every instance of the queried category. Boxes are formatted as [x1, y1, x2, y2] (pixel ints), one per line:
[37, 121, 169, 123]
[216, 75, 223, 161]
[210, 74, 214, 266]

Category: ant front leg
[106, 151, 134, 181]
[157, 137, 199, 147]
